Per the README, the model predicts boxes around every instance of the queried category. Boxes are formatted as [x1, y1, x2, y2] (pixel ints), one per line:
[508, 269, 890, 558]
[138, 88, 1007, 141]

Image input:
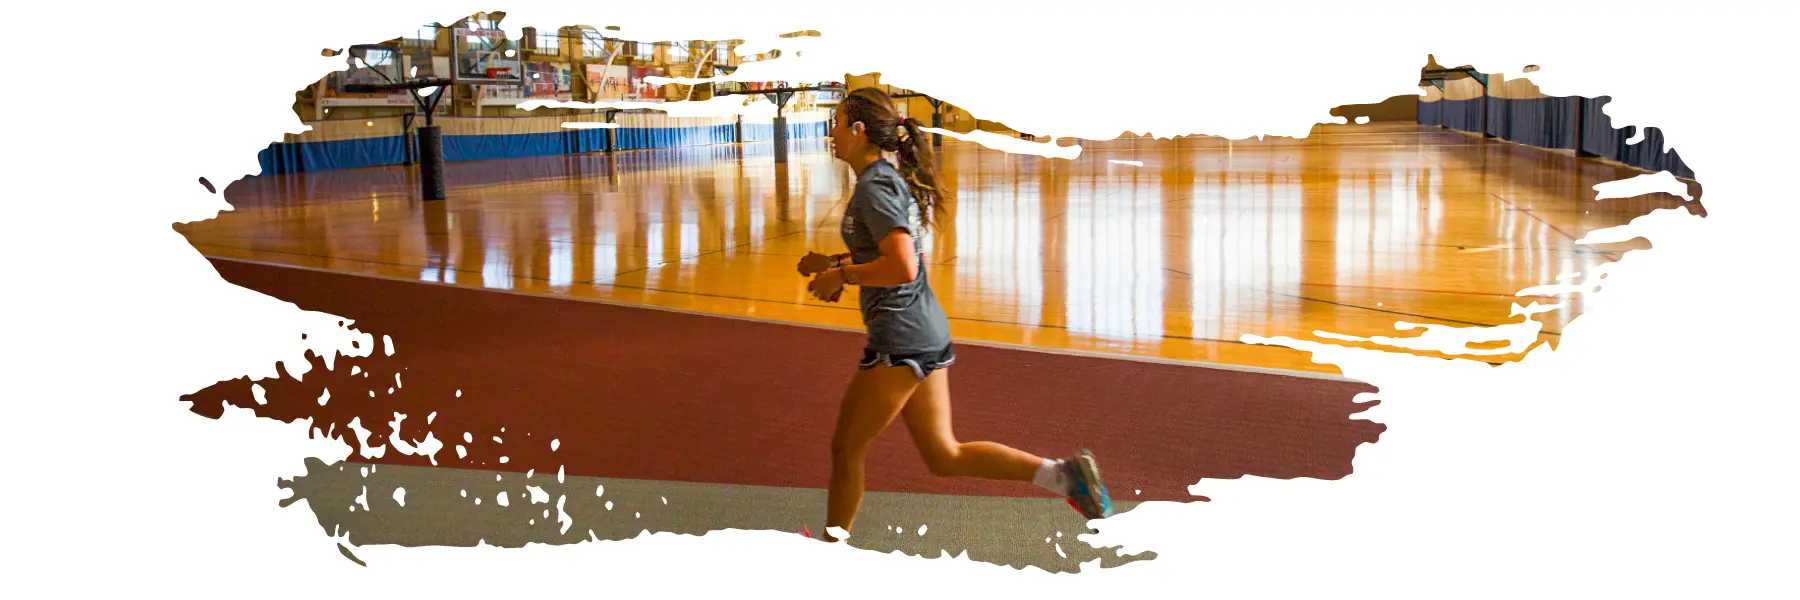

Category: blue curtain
[1503, 97, 1579, 150]
[743, 120, 828, 142]
[565, 128, 609, 154]
[257, 135, 407, 175]
[1451, 93, 1699, 179]
[1544, 97, 1580, 150]
[442, 132, 569, 162]
[1442, 99, 1483, 133]
[1418, 99, 1442, 126]
[1486, 97, 1508, 138]
[614, 124, 739, 151]
[258, 121, 760, 174]
[1663, 148, 1697, 179]
[1579, 96, 1622, 161]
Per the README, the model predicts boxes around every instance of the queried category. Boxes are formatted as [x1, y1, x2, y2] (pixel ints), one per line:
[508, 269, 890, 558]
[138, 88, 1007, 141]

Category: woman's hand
[797, 251, 836, 276]
[808, 268, 846, 302]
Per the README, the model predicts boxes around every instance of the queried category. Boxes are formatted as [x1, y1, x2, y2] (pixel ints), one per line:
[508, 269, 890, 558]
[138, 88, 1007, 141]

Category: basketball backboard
[337, 44, 403, 92]
[451, 26, 526, 86]
[322, 44, 410, 106]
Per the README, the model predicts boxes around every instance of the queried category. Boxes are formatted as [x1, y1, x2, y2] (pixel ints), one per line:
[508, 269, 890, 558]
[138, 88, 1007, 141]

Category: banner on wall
[525, 62, 573, 100]
[475, 61, 567, 104]
[584, 65, 666, 101]
[636, 68, 666, 101]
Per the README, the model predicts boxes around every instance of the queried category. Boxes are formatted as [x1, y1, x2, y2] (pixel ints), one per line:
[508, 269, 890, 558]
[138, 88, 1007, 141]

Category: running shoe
[1060, 448, 1113, 519]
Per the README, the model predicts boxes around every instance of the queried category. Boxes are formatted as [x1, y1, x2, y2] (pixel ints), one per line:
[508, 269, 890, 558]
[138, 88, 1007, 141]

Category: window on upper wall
[715, 42, 730, 64]
[669, 43, 689, 63]
[405, 25, 438, 48]
[582, 31, 609, 58]
[635, 42, 655, 61]
[537, 32, 559, 54]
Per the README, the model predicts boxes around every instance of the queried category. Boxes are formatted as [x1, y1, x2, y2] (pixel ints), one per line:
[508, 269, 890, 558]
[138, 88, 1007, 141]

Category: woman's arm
[833, 229, 918, 287]
[798, 251, 855, 276]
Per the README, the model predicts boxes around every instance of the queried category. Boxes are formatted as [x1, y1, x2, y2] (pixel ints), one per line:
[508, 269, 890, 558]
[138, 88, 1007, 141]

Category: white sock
[1032, 458, 1070, 495]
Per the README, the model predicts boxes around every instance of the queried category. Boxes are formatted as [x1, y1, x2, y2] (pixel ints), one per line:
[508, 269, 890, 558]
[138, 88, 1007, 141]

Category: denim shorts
[858, 344, 956, 381]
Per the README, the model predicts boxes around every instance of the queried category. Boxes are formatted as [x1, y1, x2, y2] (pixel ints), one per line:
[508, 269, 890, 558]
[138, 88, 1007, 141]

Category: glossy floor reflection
[181, 124, 1702, 374]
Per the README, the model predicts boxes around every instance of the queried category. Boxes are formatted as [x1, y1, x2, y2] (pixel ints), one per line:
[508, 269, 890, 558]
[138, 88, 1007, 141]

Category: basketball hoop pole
[410, 84, 450, 201]
[715, 84, 844, 164]
[344, 23, 521, 201]
[603, 108, 621, 153]
[346, 45, 447, 200]
[345, 76, 453, 201]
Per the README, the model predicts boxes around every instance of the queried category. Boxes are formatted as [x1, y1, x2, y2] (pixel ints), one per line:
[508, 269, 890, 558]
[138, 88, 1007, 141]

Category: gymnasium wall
[1330, 94, 1420, 123]
[1417, 73, 1694, 179]
[256, 110, 831, 175]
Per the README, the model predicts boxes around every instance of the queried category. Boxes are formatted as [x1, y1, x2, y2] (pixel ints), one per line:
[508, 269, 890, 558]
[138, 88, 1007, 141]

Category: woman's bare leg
[900, 368, 1042, 481]
[822, 364, 920, 542]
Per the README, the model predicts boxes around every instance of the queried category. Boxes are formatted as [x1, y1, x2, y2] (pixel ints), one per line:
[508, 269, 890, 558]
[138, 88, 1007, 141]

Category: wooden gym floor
[179, 123, 1702, 375]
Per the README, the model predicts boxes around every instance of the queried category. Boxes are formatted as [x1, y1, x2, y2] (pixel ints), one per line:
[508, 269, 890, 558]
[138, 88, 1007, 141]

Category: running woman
[797, 87, 1112, 543]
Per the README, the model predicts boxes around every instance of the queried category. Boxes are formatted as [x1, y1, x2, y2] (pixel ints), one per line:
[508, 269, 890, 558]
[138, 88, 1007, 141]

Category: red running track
[184, 258, 1384, 502]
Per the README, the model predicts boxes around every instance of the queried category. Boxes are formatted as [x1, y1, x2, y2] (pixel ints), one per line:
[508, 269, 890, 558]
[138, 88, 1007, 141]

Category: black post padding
[604, 110, 618, 153]
[773, 115, 789, 164]
[1574, 96, 1589, 157]
[416, 125, 446, 201]
[1482, 93, 1492, 138]
[931, 111, 943, 147]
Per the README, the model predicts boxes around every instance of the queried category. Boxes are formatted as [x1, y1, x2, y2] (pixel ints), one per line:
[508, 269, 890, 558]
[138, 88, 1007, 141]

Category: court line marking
[203, 254, 1366, 383]
[1489, 192, 1616, 263]
[1285, 293, 1562, 337]
[1294, 281, 1583, 300]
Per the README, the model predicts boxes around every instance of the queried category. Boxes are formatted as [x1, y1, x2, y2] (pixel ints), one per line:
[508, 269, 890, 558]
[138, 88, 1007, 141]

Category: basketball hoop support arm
[1420, 67, 1492, 137]
[889, 92, 946, 147]
[344, 76, 456, 200]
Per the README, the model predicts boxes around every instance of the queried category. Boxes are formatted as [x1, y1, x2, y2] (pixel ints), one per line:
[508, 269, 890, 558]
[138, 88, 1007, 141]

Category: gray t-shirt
[840, 159, 952, 354]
